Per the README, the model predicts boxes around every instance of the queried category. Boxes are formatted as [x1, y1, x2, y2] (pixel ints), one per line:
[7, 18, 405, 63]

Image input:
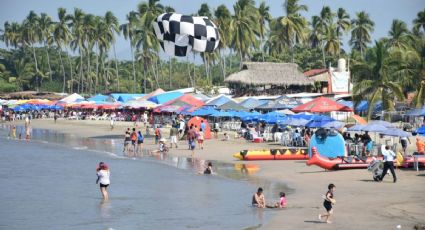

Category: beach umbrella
[406, 107, 425, 116]
[278, 109, 295, 115]
[263, 115, 287, 124]
[13, 106, 26, 112]
[292, 97, 353, 113]
[211, 111, 233, 117]
[381, 128, 412, 137]
[368, 120, 395, 128]
[305, 115, 335, 128]
[322, 121, 346, 129]
[416, 126, 425, 136]
[241, 113, 262, 122]
[347, 124, 365, 131]
[280, 118, 310, 127]
[191, 107, 217, 116]
[291, 112, 315, 120]
[361, 123, 388, 133]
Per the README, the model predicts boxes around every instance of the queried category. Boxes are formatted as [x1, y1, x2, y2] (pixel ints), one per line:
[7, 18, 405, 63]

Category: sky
[1, 0, 424, 62]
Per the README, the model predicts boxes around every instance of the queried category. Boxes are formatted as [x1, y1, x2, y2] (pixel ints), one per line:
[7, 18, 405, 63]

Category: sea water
[0, 126, 287, 229]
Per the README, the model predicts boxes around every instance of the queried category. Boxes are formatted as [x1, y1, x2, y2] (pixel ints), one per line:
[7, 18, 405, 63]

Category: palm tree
[135, 0, 164, 93]
[69, 8, 86, 93]
[82, 14, 96, 94]
[2, 22, 23, 49]
[120, 11, 138, 93]
[352, 41, 405, 119]
[311, 6, 333, 67]
[350, 11, 374, 57]
[279, 0, 308, 62]
[335, 8, 350, 55]
[22, 11, 41, 91]
[215, 4, 232, 81]
[104, 11, 120, 91]
[12, 59, 35, 91]
[335, 8, 350, 39]
[413, 9, 425, 35]
[258, 1, 271, 62]
[38, 13, 54, 81]
[387, 19, 410, 50]
[230, 0, 259, 68]
[53, 8, 73, 93]
[323, 24, 340, 56]
[164, 6, 175, 89]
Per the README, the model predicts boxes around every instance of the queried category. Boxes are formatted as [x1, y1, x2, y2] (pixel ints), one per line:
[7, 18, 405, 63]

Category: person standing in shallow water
[96, 162, 110, 201]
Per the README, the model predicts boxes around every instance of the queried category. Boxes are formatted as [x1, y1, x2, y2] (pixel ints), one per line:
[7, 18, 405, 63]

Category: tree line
[0, 0, 424, 115]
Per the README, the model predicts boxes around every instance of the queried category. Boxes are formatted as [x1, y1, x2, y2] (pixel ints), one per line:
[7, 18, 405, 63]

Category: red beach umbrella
[292, 97, 353, 113]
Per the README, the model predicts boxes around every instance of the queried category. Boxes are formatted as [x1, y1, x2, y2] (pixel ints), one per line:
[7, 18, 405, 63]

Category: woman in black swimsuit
[319, 184, 336, 224]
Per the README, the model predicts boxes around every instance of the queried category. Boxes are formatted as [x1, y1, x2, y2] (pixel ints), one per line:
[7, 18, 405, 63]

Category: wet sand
[9, 119, 425, 229]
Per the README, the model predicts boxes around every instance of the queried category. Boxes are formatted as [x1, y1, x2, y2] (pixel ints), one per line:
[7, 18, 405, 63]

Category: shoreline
[3, 119, 425, 229]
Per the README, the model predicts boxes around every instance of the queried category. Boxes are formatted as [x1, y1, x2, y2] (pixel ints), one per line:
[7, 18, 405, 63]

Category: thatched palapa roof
[225, 62, 313, 86]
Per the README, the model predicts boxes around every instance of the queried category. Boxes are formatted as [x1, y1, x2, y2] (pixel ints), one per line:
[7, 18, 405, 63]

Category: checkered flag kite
[152, 13, 220, 57]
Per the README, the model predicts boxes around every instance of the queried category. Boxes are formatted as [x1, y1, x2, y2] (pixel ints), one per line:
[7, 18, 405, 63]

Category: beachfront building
[304, 69, 330, 93]
[224, 62, 313, 97]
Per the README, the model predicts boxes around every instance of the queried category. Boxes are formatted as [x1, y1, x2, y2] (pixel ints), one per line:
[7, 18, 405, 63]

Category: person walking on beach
[123, 128, 131, 154]
[169, 125, 178, 149]
[188, 125, 196, 158]
[130, 128, 138, 153]
[379, 145, 397, 183]
[319, 183, 336, 224]
[200, 120, 206, 133]
[10, 125, 16, 139]
[137, 131, 144, 155]
[252, 187, 266, 208]
[110, 117, 115, 130]
[96, 162, 110, 201]
[154, 125, 161, 144]
[197, 128, 204, 149]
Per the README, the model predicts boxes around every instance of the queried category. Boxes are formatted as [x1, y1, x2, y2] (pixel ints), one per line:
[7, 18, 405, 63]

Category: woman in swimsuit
[96, 162, 110, 201]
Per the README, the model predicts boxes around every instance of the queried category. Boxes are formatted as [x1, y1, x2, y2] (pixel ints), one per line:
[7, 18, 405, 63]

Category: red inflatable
[306, 147, 382, 170]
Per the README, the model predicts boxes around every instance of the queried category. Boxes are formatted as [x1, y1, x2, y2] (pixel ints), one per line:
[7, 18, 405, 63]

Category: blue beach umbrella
[368, 120, 395, 128]
[305, 115, 335, 128]
[348, 124, 365, 131]
[361, 123, 388, 133]
[292, 112, 315, 120]
[280, 118, 310, 127]
[13, 106, 26, 112]
[211, 111, 233, 117]
[416, 126, 425, 136]
[322, 121, 346, 129]
[381, 128, 411, 137]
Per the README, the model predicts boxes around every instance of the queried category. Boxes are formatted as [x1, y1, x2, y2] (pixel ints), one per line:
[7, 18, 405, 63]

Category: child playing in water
[265, 192, 287, 208]
[276, 192, 287, 208]
[319, 183, 336, 224]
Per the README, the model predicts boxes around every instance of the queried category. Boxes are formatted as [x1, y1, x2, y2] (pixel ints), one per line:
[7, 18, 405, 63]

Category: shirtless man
[252, 187, 266, 208]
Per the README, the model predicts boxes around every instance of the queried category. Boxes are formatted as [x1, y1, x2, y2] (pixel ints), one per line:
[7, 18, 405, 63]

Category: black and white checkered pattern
[152, 13, 220, 57]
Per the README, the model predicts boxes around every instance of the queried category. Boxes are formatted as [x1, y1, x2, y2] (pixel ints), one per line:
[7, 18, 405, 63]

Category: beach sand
[10, 119, 425, 229]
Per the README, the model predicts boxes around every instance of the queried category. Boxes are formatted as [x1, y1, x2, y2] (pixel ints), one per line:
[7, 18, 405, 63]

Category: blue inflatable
[308, 131, 346, 158]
